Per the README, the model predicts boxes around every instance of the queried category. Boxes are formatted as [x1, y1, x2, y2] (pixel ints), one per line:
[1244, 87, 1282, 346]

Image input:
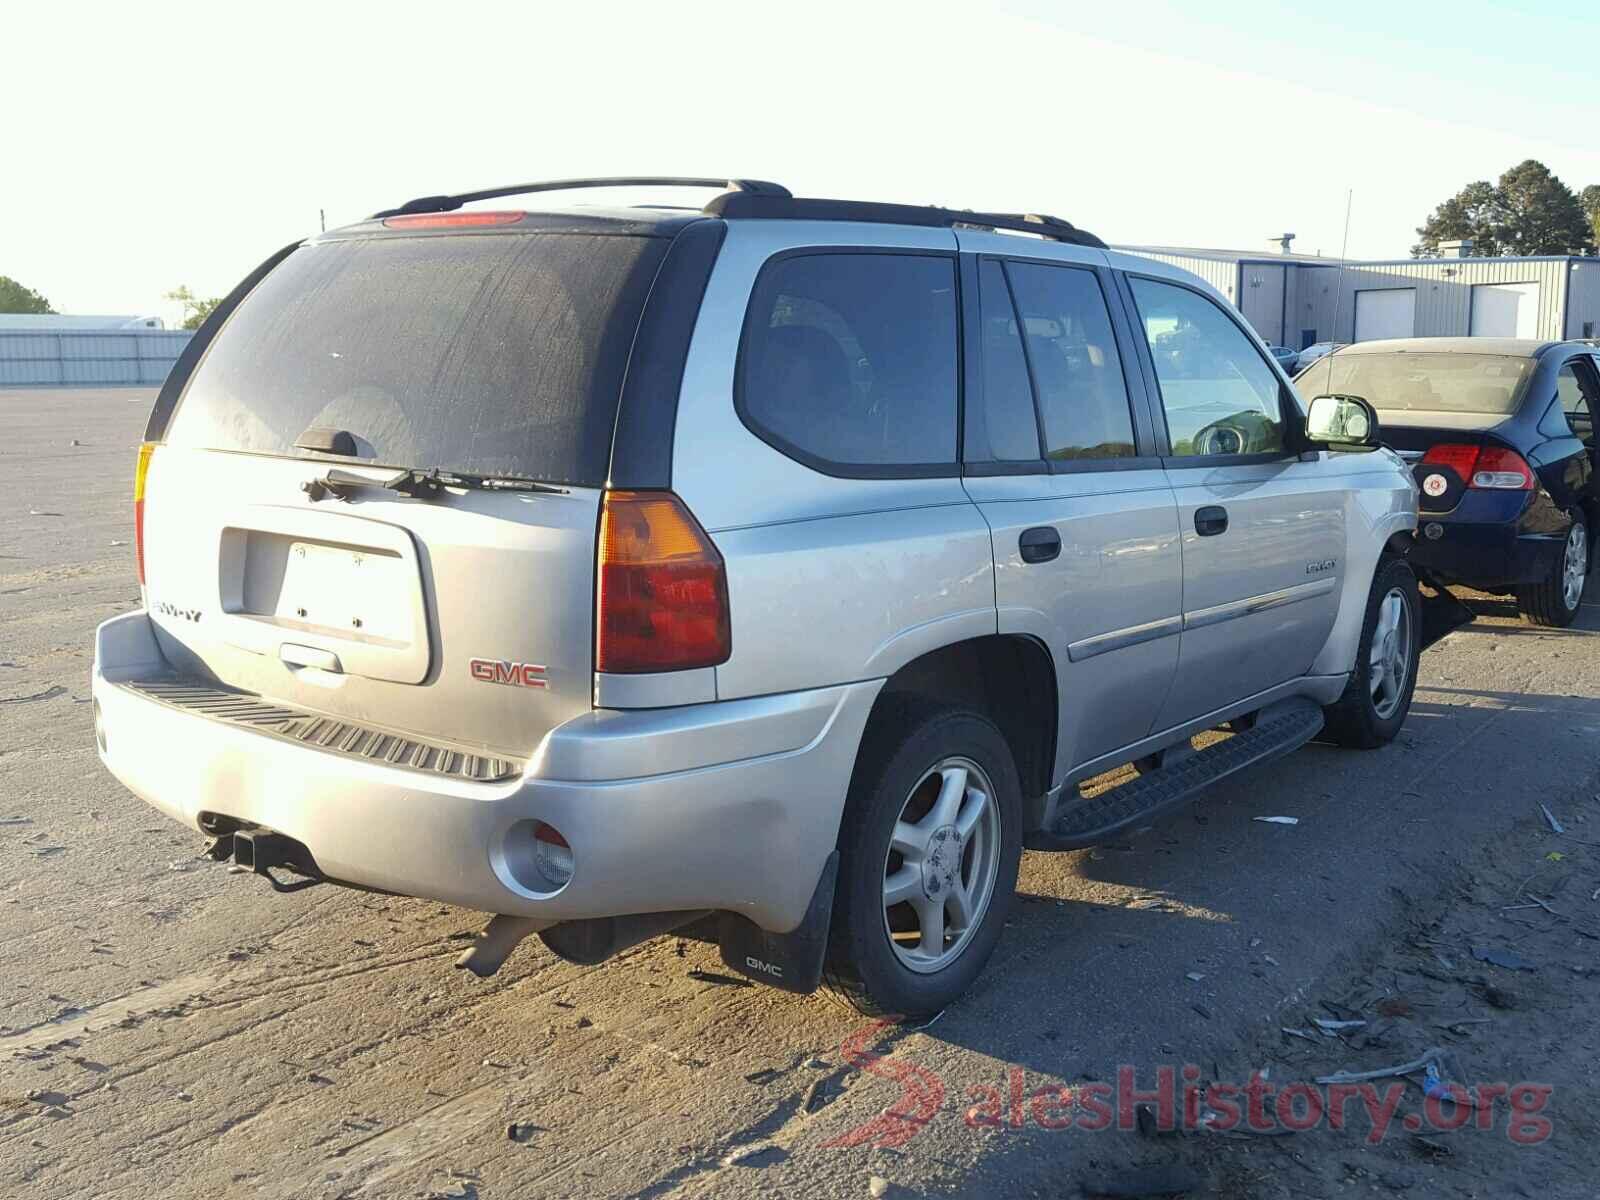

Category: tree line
[0, 278, 222, 328]
[1414, 159, 1599, 258]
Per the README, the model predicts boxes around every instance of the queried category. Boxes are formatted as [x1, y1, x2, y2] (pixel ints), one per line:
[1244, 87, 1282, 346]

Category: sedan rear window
[166, 231, 670, 485]
[1297, 352, 1535, 415]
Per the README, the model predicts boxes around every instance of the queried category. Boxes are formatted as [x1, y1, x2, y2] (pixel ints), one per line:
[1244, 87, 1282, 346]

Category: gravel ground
[3, 387, 1599, 1199]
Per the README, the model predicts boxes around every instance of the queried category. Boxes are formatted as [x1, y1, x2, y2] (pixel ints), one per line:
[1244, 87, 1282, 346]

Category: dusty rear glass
[166, 231, 670, 485]
[1298, 352, 1535, 415]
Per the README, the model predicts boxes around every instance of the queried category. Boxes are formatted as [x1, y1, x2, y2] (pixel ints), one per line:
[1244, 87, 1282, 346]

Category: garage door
[1354, 289, 1417, 342]
[1470, 282, 1540, 338]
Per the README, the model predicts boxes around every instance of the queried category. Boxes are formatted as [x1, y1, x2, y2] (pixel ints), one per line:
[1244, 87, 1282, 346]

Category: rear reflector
[133, 441, 155, 585]
[1422, 443, 1535, 491]
[380, 210, 524, 230]
[596, 491, 731, 674]
[532, 821, 574, 890]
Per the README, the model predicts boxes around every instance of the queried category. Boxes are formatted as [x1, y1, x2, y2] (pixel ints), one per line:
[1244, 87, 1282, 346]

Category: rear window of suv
[166, 231, 670, 486]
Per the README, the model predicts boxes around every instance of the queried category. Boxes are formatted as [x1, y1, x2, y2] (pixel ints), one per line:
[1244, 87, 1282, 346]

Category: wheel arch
[863, 634, 1058, 830]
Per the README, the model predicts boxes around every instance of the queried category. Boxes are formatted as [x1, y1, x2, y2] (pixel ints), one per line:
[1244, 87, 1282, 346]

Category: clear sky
[7, 0, 1599, 322]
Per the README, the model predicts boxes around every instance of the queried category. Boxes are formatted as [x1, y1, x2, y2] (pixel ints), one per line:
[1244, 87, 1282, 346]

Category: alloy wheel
[1563, 524, 1588, 612]
[881, 756, 1001, 974]
[1368, 588, 1412, 720]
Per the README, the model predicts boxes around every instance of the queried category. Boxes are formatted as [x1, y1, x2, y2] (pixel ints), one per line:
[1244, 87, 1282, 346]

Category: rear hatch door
[143, 221, 673, 762]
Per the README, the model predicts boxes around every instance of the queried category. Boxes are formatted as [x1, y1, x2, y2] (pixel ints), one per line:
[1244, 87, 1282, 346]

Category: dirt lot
[3, 388, 1600, 1199]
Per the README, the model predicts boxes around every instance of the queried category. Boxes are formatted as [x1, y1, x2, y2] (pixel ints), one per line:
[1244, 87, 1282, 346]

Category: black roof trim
[702, 193, 1106, 249]
[373, 177, 790, 219]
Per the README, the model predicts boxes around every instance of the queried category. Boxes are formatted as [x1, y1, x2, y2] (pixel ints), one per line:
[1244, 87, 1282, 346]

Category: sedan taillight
[1422, 443, 1535, 491]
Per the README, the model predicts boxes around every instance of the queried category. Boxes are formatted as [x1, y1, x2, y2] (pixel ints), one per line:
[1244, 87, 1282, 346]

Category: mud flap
[717, 850, 838, 994]
[1415, 568, 1475, 649]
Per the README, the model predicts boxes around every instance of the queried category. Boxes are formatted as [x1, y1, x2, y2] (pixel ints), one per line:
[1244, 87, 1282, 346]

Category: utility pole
[319, 208, 326, 233]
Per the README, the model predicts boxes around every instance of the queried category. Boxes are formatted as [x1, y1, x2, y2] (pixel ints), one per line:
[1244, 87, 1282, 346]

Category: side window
[1004, 262, 1137, 461]
[1128, 277, 1286, 458]
[739, 253, 958, 469]
[1560, 361, 1596, 442]
[974, 259, 1042, 461]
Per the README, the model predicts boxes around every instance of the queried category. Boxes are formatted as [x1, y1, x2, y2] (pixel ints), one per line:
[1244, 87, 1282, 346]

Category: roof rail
[702, 192, 1106, 249]
[372, 177, 791, 220]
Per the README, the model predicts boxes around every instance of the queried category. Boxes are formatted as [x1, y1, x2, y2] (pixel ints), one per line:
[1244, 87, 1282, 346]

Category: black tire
[1517, 516, 1588, 628]
[1322, 557, 1421, 749]
[823, 701, 1023, 1020]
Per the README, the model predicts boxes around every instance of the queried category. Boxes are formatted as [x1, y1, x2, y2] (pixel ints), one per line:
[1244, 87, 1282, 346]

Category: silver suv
[94, 178, 1432, 1017]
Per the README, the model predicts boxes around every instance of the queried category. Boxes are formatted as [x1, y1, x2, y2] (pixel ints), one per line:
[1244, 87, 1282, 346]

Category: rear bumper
[1408, 492, 1567, 589]
[93, 611, 879, 933]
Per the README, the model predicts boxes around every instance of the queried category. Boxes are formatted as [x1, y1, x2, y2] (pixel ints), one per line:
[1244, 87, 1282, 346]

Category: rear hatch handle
[302, 467, 567, 503]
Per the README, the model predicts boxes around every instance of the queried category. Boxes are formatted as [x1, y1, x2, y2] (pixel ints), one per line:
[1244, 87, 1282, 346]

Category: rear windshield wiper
[302, 467, 567, 503]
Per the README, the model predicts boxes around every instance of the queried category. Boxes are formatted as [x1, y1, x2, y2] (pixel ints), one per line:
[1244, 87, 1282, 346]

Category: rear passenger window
[739, 253, 958, 469]
[975, 260, 1042, 461]
[1004, 262, 1137, 460]
[1559, 362, 1596, 441]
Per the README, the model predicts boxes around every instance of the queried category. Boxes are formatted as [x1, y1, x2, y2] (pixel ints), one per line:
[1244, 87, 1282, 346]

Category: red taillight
[380, 210, 524, 230]
[596, 491, 731, 674]
[1421, 443, 1535, 491]
[133, 442, 155, 585]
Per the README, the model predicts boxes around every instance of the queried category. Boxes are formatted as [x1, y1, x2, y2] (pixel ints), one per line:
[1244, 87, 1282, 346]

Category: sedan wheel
[1519, 517, 1588, 627]
[1562, 523, 1588, 612]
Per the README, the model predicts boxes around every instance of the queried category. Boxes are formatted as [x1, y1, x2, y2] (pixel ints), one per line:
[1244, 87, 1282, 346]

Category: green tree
[1496, 160, 1593, 255]
[0, 275, 54, 314]
[165, 284, 224, 331]
[1583, 184, 1600, 247]
[1413, 180, 1504, 257]
[1414, 161, 1594, 257]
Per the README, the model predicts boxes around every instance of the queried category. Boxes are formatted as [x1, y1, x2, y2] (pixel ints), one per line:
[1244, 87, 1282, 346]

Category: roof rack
[372, 177, 791, 219]
[369, 177, 1105, 249]
[702, 192, 1106, 249]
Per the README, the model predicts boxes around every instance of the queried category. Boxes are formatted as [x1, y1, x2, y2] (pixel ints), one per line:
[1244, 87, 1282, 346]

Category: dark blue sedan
[1298, 338, 1597, 626]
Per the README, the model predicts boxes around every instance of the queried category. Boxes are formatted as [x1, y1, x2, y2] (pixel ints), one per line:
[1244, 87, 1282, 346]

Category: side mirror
[1304, 393, 1380, 452]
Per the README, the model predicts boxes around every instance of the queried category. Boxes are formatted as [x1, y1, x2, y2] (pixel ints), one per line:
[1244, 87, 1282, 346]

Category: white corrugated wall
[1565, 261, 1600, 340]
[1320, 259, 1572, 341]
[1123, 253, 1241, 305]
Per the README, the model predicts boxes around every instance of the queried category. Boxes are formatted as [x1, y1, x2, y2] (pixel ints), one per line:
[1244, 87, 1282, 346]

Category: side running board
[1027, 697, 1325, 851]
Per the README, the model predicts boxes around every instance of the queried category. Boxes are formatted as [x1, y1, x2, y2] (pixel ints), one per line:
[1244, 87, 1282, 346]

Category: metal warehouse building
[1122, 242, 1600, 349]
[0, 315, 192, 386]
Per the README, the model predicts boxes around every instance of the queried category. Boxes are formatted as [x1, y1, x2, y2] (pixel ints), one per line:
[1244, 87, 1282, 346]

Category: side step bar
[1027, 697, 1325, 851]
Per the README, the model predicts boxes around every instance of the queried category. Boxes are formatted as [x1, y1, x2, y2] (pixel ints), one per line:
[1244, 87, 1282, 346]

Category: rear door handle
[1019, 527, 1062, 563]
[1194, 505, 1229, 537]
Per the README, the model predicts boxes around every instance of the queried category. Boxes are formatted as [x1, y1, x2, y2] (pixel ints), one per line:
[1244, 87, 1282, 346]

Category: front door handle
[1194, 505, 1229, 537]
[1019, 526, 1062, 563]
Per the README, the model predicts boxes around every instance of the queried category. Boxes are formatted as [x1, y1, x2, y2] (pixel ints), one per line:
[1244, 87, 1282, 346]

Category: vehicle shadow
[1443, 575, 1600, 634]
[892, 678, 1600, 1094]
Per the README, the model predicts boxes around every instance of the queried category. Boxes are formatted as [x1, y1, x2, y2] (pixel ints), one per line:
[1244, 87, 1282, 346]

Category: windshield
[1296, 352, 1535, 415]
[167, 231, 670, 485]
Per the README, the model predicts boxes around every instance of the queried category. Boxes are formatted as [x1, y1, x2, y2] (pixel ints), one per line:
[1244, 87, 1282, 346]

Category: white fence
[0, 329, 192, 386]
